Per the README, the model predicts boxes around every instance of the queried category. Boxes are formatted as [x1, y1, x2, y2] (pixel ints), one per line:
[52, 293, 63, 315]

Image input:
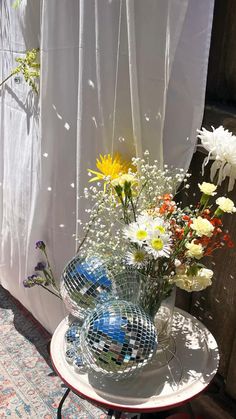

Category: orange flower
[163, 193, 173, 201]
[210, 217, 222, 226]
[182, 215, 190, 221]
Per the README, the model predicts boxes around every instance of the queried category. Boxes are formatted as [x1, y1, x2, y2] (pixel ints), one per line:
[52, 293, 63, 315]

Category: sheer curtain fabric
[0, 0, 214, 332]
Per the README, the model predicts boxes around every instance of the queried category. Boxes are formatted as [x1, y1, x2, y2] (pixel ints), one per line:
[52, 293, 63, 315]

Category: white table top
[50, 308, 219, 413]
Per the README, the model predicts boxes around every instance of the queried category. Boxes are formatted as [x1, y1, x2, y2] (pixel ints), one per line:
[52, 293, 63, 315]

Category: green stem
[134, 181, 147, 211]
[76, 227, 91, 254]
[0, 73, 14, 87]
[41, 249, 58, 290]
[39, 284, 62, 300]
[129, 196, 137, 222]
[118, 195, 129, 224]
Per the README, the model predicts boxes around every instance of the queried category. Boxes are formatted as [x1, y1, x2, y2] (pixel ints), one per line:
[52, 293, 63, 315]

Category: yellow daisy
[88, 153, 130, 184]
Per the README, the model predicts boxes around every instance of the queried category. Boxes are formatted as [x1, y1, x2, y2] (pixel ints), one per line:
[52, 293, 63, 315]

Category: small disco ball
[64, 323, 85, 369]
[80, 299, 158, 379]
[64, 324, 81, 345]
[60, 255, 113, 320]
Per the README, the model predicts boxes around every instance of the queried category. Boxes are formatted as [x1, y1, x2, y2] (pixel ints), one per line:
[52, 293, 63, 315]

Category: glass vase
[113, 268, 176, 349]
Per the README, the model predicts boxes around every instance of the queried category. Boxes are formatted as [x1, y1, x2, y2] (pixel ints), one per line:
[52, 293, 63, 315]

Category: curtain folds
[0, 0, 214, 333]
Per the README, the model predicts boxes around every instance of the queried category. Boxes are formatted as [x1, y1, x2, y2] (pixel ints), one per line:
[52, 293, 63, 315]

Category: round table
[50, 308, 219, 418]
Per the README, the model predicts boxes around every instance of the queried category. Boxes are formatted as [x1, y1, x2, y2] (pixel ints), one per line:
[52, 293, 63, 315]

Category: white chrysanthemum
[198, 182, 217, 196]
[123, 222, 149, 245]
[173, 267, 213, 292]
[190, 216, 214, 237]
[198, 126, 236, 191]
[185, 241, 204, 260]
[216, 197, 236, 213]
[126, 248, 147, 268]
[146, 231, 171, 259]
[193, 268, 213, 291]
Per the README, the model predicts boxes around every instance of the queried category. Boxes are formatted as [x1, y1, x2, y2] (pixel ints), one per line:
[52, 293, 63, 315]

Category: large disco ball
[80, 299, 158, 379]
[60, 255, 113, 320]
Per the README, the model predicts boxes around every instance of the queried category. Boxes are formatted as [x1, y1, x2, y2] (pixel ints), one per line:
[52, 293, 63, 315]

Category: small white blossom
[174, 259, 182, 267]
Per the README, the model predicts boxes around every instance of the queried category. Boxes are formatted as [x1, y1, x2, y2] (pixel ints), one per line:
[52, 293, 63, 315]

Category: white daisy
[146, 231, 171, 259]
[123, 222, 149, 245]
[137, 214, 169, 236]
[126, 248, 147, 268]
[149, 217, 168, 235]
[136, 213, 154, 226]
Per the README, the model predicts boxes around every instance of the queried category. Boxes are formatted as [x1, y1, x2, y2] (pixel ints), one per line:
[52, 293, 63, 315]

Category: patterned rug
[0, 285, 105, 418]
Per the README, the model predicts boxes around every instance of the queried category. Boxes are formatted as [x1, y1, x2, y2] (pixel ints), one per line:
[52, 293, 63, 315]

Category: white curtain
[0, 0, 214, 333]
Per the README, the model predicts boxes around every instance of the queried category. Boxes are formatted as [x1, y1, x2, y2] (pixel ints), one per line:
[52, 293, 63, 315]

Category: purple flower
[35, 241, 46, 250]
[35, 261, 46, 271]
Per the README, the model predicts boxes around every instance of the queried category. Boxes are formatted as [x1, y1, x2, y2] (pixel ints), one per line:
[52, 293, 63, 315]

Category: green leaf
[187, 264, 200, 277]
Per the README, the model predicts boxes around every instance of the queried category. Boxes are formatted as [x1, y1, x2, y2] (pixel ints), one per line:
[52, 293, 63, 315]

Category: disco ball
[80, 299, 158, 379]
[60, 255, 113, 320]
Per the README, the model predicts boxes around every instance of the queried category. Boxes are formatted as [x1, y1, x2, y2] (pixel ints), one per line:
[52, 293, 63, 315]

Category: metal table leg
[106, 409, 124, 418]
[57, 387, 71, 419]
[186, 402, 195, 419]
[107, 409, 115, 418]
[106, 411, 140, 418]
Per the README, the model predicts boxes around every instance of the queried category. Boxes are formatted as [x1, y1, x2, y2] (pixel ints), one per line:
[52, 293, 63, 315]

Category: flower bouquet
[23, 127, 236, 376]
[72, 141, 235, 341]
[24, 127, 236, 345]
